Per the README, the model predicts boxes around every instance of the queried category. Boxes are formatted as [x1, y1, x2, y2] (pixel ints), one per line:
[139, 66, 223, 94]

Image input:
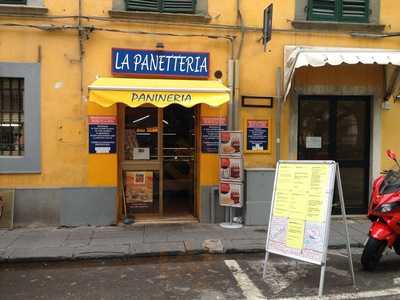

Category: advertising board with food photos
[219, 156, 243, 182]
[219, 131, 242, 156]
[218, 131, 244, 208]
[219, 181, 243, 207]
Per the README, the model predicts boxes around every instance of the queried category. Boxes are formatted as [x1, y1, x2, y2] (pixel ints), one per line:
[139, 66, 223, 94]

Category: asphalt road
[1, 249, 400, 300]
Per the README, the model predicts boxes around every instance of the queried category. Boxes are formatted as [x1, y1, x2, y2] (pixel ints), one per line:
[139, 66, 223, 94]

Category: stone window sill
[109, 10, 211, 24]
[292, 20, 385, 32]
[0, 4, 48, 15]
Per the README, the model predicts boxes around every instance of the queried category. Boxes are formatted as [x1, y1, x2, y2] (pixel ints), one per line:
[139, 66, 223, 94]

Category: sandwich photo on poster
[219, 181, 243, 208]
[219, 131, 242, 156]
[125, 171, 153, 209]
[219, 156, 243, 182]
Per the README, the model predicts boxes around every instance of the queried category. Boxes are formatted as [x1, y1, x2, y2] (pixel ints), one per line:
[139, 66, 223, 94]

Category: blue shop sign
[112, 48, 209, 79]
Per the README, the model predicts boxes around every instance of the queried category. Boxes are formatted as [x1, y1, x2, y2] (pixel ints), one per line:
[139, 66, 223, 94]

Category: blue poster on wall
[246, 120, 269, 151]
[201, 117, 227, 153]
[88, 116, 117, 154]
[112, 48, 209, 79]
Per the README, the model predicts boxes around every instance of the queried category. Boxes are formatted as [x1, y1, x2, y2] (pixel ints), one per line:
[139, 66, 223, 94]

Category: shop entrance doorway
[121, 104, 196, 221]
[298, 95, 371, 214]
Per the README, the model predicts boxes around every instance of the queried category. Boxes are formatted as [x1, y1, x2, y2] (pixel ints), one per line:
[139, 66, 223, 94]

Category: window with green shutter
[0, 0, 27, 4]
[308, 0, 369, 23]
[126, 0, 197, 14]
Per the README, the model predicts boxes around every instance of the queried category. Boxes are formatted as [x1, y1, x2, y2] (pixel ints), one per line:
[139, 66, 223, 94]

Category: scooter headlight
[376, 202, 400, 213]
[379, 204, 393, 213]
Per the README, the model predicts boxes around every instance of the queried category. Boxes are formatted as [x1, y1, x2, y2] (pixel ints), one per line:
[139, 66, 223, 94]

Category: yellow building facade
[0, 0, 399, 226]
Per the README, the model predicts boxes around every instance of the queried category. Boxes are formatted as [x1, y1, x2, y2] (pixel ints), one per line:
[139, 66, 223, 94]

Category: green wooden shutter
[126, 0, 160, 12]
[340, 0, 369, 22]
[308, 0, 369, 23]
[126, 0, 196, 13]
[162, 0, 196, 13]
[308, 0, 338, 21]
[0, 0, 27, 4]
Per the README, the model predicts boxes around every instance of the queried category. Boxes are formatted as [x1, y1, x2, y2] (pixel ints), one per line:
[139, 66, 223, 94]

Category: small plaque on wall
[242, 96, 273, 108]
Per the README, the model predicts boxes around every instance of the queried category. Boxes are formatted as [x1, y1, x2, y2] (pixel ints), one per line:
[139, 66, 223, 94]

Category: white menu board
[266, 161, 336, 265]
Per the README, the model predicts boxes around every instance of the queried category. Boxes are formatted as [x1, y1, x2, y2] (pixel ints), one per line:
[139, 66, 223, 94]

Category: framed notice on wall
[244, 119, 270, 153]
[201, 117, 227, 153]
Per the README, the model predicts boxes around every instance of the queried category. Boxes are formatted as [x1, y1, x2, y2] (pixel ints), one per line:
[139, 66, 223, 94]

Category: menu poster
[201, 117, 227, 153]
[246, 119, 269, 152]
[219, 131, 243, 156]
[125, 171, 153, 209]
[219, 181, 243, 208]
[219, 156, 243, 182]
[267, 162, 336, 265]
[88, 116, 117, 154]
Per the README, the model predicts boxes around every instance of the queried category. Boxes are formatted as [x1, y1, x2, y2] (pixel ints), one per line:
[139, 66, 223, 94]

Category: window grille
[0, 78, 24, 156]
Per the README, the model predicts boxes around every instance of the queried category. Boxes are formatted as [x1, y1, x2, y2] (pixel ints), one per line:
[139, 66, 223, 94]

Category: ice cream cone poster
[219, 156, 243, 182]
[219, 131, 243, 156]
[219, 181, 243, 208]
[125, 171, 153, 209]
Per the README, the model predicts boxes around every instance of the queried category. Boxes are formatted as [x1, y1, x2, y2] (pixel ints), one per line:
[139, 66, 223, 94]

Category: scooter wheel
[361, 237, 387, 271]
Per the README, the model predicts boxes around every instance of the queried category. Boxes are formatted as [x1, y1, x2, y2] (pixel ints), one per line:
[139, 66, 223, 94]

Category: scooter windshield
[380, 170, 400, 194]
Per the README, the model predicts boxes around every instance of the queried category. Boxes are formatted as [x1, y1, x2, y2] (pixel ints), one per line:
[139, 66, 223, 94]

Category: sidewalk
[0, 218, 369, 263]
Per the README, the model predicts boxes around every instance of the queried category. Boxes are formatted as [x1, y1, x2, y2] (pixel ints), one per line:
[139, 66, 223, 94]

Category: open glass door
[123, 107, 161, 215]
[162, 105, 196, 217]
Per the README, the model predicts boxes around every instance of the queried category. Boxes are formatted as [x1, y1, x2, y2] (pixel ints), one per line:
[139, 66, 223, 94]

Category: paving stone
[226, 239, 266, 253]
[7, 247, 75, 262]
[167, 231, 221, 242]
[133, 242, 185, 256]
[202, 239, 224, 254]
[183, 240, 204, 254]
[74, 244, 130, 259]
[92, 230, 143, 240]
[91, 236, 142, 246]
[63, 239, 90, 247]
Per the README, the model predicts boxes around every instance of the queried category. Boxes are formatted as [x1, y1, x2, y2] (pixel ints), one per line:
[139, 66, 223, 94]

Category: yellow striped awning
[88, 77, 230, 108]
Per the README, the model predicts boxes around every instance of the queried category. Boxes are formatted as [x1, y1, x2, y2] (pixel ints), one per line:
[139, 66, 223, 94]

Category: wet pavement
[1, 249, 400, 299]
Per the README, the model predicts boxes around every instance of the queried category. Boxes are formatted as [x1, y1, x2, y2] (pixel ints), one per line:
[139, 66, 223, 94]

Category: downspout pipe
[275, 67, 283, 164]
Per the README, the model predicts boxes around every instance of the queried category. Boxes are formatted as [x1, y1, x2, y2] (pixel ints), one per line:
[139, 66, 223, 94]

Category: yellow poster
[287, 218, 305, 249]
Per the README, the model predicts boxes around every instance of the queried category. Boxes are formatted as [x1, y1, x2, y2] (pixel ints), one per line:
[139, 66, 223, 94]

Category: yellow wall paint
[1, 0, 399, 194]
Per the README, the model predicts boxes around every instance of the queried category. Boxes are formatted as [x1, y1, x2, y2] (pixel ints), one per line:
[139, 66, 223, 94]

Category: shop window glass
[0, 78, 24, 157]
[124, 107, 158, 160]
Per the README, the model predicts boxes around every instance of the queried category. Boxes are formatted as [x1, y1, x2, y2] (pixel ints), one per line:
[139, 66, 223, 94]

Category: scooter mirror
[386, 149, 397, 160]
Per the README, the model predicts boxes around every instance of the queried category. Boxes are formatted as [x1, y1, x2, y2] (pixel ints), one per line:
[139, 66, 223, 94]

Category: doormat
[0, 189, 14, 229]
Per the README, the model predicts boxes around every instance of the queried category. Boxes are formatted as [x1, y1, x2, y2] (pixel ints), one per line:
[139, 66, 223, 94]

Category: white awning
[283, 46, 400, 102]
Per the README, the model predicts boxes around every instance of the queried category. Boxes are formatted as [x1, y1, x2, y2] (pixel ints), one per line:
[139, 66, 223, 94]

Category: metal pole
[336, 164, 356, 287]
[262, 251, 270, 280]
[318, 264, 327, 297]
[275, 67, 282, 163]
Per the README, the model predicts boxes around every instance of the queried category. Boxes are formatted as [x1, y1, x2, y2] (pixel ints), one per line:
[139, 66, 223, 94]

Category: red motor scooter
[361, 149, 400, 271]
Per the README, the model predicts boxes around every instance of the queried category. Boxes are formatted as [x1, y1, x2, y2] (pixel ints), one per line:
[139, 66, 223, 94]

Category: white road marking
[274, 287, 400, 300]
[224, 260, 265, 300]
[394, 277, 400, 285]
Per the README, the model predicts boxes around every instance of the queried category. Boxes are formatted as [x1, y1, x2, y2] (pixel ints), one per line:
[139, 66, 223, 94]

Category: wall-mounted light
[156, 42, 164, 49]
